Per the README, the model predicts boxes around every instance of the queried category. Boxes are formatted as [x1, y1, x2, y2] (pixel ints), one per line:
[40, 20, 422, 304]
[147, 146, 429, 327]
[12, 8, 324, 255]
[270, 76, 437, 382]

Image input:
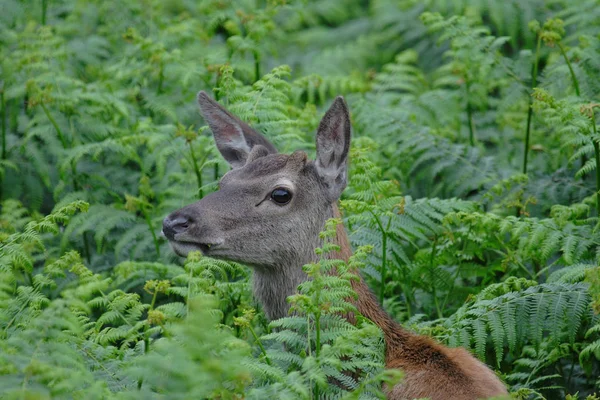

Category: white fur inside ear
[316, 161, 347, 199]
[216, 124, 250, 152]
[316, 159, 343, 180]
[210, 123, 251, 169]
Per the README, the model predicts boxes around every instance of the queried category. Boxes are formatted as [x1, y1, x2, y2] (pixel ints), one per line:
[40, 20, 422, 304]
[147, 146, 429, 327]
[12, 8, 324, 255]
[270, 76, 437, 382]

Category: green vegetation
[1, 0, 600, 398]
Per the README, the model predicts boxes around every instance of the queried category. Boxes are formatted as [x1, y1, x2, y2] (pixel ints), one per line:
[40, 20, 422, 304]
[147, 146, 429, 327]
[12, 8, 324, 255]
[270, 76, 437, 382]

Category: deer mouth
[169, 240, 220, 257]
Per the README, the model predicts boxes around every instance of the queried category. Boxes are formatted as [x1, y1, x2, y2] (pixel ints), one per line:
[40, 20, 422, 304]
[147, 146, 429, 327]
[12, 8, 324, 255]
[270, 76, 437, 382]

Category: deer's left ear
[315, 96, 351, 201]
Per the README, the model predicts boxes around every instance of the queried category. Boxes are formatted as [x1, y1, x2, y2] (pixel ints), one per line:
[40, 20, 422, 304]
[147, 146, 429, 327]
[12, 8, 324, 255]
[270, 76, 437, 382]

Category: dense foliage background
[2, 0, 600, 398]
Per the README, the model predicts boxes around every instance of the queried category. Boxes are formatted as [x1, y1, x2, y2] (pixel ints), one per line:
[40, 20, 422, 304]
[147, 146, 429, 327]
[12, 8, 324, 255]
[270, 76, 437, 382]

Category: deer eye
[271, 188, 292, 205]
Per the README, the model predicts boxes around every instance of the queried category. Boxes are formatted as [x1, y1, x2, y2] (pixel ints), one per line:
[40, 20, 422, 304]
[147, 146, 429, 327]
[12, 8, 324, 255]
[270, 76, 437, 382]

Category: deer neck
[252, 203, 411, 358]
[329, 205, 411, 361]
[251, 202, 346, 320]
[252, 267, 309, 320]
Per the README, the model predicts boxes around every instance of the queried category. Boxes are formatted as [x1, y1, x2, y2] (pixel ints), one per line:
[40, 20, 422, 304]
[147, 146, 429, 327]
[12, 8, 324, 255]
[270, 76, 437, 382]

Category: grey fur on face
[163, 92, 351, 320]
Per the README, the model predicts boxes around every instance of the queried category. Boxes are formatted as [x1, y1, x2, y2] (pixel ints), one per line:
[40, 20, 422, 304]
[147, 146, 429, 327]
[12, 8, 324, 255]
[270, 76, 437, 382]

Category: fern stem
[253, 50, 261, 82]
[591, 111, 600, 218]
[558, 37, 587, 171]
[188, 142, 203, 198]
[0, 90, 4, 201]
[157, 62, 164, 95]
[40, 102, 67, 148]
[1, 89, 6, 160]
[393, 254, 413, 319]
[68, 160, 91, 261]
[186, 265, 193, 317]
[369, 210, 388, 305]
[441, 227, 472, 311]
[523, 36, 542, 175]
[557, 43, 580, 97]
[149, 289, 159, 310]
[248, 324, 271, 365]
[81, 232, 91, 263]
[465, 80, 476, 146]
[41, 0, 48, 25]
[314, 308, 321, 358]
[140, 288, 160, 364]
[306, 314, 311, 357]
[379, 235, 388, 305]
[308, 265, 323, 399]
[314, 305, 321, 400]
[144, 210, 161, 257]
[566, 354, 576, 389]
[429, 236, 443, 319]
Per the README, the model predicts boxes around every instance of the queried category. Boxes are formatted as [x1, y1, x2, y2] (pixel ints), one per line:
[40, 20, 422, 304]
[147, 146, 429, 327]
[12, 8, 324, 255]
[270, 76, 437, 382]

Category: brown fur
[331, 206, 508, 400]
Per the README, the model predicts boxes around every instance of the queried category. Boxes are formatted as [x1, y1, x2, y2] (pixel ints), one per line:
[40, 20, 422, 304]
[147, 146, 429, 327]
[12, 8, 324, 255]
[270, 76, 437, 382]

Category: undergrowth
[1, 0, 600, 398]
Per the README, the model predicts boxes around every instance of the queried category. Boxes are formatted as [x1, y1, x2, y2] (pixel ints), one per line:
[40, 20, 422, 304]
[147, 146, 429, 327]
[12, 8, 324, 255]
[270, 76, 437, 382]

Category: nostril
[171, 217, 190, 233]
[162, 215, 191, 240]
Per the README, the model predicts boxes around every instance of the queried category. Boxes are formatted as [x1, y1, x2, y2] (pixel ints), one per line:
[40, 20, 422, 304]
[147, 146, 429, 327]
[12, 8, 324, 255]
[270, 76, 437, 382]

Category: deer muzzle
[162, 203, 224, 257]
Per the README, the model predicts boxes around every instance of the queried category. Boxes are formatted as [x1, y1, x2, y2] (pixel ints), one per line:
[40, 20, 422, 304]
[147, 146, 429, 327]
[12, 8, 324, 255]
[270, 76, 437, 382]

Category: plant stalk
[557, 43, 580, 97]
[144, 209, 161, 257]
[141, 289, 160, 360]
[429, 236, 443, 319]
[380, 231, 388, 305]
[557, 42, 586, 169]
[188, 142, 203, 198]
[314, 307, 321, 358]
[157, 63, 164, 95]
[392, 253, 413, 319]
[441, 226, 472, 311]
[249, 325, 271, 365]
[465, 80, 476, 146]
[253, 50, 261, 82]
[523, 36, 542, 174]
[1, 90, 6, 160]
[41, 0, 48, 25]
[40, 102, 67, 148]
[211, 86, 220, 182]
[369, 210, 388, 305]
[592, 112, 600, 218]
[313, 299, 321, 400]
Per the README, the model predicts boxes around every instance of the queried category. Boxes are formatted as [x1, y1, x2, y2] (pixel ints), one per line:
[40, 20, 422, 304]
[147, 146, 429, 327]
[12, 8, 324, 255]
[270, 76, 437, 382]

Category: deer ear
[315, 96, 351, 201]
[197, 91, 277, 169]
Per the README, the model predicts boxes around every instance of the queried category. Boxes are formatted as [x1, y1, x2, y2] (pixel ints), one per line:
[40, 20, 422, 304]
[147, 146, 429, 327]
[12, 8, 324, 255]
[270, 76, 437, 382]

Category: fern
[126, 295, 252, 399]
[443, 279, 590, 362]
[2, 0, 600, 397]
[248, 220, 401, 399]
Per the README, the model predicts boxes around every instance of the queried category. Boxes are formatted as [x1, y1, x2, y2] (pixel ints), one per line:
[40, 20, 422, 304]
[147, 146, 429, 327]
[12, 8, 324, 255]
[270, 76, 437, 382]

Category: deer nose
[162, 215, 190, 240]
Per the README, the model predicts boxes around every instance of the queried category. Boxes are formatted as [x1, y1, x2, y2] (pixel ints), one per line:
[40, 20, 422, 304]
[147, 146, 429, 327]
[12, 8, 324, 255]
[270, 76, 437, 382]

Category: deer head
[163, 92, 351, 318]
[162, 94, 511, 400]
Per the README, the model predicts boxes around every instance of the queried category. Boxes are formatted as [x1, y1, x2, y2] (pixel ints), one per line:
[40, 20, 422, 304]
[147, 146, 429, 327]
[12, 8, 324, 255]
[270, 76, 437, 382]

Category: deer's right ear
[197, 91, 277, 169]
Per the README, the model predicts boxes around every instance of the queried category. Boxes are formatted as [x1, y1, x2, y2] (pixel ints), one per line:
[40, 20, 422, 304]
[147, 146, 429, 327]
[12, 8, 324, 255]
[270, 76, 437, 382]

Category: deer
[162, 92, 509, 400]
